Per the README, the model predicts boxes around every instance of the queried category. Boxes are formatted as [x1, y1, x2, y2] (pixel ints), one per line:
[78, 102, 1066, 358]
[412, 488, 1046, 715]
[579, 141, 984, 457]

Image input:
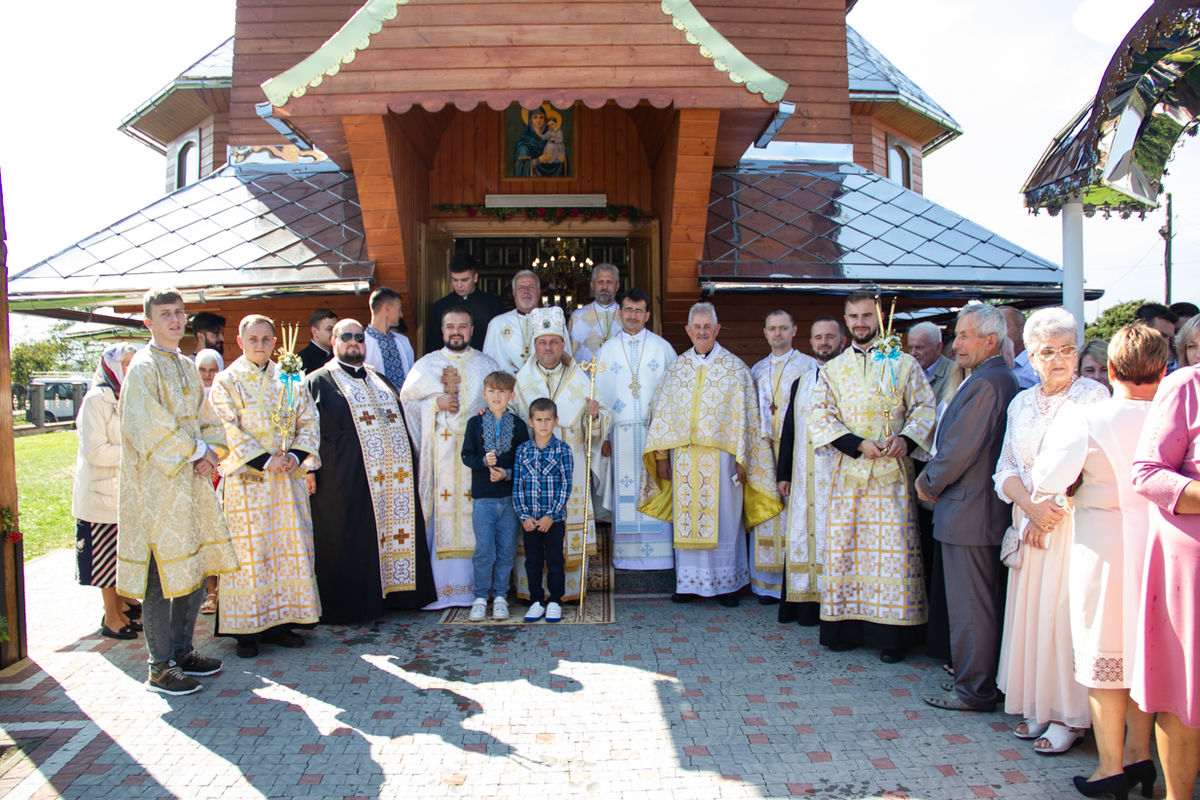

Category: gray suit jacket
[928, 355, 956, 405]
[916, 355, 1019, 546]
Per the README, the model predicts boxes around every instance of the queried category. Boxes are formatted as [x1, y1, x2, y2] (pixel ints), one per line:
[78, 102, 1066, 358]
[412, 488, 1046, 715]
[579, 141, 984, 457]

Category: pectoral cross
[629, 374, 642, 399]
[440, 365, 461, 394]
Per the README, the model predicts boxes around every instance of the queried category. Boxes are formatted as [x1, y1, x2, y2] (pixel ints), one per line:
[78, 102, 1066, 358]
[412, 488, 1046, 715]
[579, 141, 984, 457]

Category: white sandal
[1033, 723, 1084, 755]
[1012, 718, 1049, 740]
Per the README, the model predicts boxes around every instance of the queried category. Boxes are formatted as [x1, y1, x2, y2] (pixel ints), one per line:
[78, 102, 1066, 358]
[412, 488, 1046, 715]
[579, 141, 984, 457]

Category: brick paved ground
[0, 550, 1187, 799]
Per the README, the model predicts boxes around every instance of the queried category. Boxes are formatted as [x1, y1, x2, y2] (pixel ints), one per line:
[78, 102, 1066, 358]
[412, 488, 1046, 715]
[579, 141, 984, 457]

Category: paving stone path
[0, 551, 1187, 799]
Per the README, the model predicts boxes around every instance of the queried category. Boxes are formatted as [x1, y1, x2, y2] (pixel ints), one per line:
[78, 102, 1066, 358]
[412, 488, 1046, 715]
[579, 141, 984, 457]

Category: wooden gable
[236, 0, 810, 166]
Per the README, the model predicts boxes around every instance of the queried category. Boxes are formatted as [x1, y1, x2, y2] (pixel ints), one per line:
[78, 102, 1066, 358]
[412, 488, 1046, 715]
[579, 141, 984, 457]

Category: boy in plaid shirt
[512, 397, 573, 622]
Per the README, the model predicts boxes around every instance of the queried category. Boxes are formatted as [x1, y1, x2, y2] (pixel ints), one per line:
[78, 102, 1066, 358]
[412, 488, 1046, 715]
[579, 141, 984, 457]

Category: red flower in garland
[5, 531, 20, 544]
[466, 207, 478, 217]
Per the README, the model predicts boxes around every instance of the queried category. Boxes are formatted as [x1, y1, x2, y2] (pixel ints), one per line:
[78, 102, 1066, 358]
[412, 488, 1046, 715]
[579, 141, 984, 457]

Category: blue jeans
[472, 497, 518, 600]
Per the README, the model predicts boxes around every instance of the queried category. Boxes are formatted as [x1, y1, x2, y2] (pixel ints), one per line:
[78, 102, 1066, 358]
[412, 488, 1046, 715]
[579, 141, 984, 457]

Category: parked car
[28, 373, 91, 422]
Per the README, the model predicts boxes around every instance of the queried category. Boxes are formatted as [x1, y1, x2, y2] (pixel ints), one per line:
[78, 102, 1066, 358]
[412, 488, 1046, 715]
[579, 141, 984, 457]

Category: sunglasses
[338, 333, 366, 343]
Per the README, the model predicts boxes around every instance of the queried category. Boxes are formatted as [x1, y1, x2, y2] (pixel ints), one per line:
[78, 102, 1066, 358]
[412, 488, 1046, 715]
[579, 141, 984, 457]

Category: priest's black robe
[306, 362, 436, 624]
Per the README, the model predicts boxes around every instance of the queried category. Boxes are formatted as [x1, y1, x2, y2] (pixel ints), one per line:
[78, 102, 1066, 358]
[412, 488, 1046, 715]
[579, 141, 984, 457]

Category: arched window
[176, 140, 199, 189]
[887, 144, 911, 189]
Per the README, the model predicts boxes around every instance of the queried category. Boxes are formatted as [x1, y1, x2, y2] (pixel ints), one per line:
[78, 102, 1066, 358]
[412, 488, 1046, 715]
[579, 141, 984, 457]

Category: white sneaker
[468, 598, 488, 621]
[545, 601, 562, 623]
[492, 597, 509, 620]
[524, 602, 545, 622]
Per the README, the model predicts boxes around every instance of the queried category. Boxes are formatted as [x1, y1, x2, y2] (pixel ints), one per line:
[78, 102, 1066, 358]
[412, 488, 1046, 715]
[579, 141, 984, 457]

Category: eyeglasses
[338, 333, 366, 343]
[1034, 344, 1077, 361]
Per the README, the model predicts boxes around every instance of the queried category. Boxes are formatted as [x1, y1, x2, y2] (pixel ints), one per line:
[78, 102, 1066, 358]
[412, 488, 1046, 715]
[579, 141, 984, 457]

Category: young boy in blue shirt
[512, 397, 573, 623]
[461, 371, 528, 621]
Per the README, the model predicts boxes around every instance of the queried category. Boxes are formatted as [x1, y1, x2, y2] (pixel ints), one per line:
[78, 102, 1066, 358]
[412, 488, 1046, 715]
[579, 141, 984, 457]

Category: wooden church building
[9, 0, 1074, 359]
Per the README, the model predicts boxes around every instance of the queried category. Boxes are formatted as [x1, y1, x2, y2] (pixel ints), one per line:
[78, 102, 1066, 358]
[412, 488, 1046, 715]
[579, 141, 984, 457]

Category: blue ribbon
[870, 348, 900, 392]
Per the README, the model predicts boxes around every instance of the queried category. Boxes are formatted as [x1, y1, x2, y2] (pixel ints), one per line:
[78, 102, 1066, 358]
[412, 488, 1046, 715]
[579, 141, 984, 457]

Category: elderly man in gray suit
[915, 304, 1019, 712]
[907, 321, 955, 406]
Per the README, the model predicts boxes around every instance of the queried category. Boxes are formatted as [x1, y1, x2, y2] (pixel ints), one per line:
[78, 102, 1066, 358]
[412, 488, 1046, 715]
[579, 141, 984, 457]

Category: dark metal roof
[702, 162, 1097, 300]
[8, 165, 372, 310]
[1023, 2, 1200, 215]
[846, 25, 961, 147]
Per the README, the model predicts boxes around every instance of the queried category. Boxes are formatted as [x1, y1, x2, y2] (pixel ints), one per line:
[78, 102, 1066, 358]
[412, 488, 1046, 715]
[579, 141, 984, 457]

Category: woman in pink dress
[1131, 361, 1200, 800]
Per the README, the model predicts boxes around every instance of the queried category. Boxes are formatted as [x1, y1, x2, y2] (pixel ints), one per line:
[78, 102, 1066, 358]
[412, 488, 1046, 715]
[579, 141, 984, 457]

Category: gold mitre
[528, 306, 567, 345]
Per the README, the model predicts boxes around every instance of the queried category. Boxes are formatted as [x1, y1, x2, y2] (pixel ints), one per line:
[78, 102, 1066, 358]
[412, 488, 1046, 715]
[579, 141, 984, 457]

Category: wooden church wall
[427, 105, 653, 210]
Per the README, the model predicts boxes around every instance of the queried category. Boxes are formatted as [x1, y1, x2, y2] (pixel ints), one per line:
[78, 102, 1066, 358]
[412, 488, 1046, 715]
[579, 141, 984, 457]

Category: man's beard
[849, 326, 878, 346]
[814, 346, 837, 363]
[445, 337, 469, 352]
[339, 351, 365, 366]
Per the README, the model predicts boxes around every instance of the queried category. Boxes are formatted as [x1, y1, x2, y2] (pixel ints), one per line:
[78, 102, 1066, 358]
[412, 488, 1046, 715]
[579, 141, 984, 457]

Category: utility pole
[1160, 192, 1174, 304]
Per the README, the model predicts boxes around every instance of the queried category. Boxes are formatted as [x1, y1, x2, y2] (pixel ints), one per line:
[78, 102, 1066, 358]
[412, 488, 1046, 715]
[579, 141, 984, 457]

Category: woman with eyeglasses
[993, 308, 1109, 755]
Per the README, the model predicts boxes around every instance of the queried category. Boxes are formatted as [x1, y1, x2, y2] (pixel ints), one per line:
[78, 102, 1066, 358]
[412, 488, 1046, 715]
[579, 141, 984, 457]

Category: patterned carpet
[438, 532, 615, 625]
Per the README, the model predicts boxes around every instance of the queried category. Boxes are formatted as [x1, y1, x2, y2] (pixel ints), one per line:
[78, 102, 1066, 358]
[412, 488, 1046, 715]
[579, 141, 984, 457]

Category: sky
[2, 0, 1193, 344]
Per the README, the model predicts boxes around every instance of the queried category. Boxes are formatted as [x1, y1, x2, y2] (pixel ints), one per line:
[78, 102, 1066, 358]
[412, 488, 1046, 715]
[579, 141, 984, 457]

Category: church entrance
[417, 221, 661, 351]
[460, 236, 630, 312]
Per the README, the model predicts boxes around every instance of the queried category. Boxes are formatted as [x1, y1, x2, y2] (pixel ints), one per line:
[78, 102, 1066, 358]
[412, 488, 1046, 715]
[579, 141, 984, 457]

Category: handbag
[1000, 511, 1025, 569]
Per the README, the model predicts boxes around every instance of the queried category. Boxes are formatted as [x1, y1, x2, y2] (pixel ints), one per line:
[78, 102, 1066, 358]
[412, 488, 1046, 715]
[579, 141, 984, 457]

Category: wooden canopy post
[0, 170, 28, 666]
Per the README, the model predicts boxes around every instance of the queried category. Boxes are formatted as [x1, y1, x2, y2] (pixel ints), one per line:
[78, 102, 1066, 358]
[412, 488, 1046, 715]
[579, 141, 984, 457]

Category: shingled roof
[8, 163, 372, 310]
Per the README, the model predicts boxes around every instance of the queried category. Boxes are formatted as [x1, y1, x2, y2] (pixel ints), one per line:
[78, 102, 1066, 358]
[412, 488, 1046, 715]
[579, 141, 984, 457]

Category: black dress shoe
[879, 648, 906, 663]
[756, 595, 780, 606]
[717, 593, 740, 608]
[1122, 760, 1156, 798]
[262, 629, 305, 648]
[100, 617, 138, 640]
[235, 638, 260, 659]
[1072, 773, 1129, 799]
[670, 593, 692, 604]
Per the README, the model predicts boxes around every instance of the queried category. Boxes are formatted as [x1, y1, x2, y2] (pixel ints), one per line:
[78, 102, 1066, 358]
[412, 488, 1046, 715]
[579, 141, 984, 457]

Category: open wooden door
[418, 222, 454, 357]
[626, 219, 661, 335]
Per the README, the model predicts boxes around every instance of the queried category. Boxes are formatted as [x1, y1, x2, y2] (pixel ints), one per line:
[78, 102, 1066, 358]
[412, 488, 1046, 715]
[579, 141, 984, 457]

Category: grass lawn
[14, 430, 78, 561]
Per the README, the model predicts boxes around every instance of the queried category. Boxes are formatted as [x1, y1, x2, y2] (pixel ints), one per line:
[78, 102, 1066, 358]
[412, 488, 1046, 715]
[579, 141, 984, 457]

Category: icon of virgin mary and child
[512, 104, 567, 177]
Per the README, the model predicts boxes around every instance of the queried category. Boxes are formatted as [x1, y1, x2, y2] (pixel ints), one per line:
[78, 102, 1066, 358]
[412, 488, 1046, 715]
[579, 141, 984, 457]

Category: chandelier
[532, 237, 593, 309]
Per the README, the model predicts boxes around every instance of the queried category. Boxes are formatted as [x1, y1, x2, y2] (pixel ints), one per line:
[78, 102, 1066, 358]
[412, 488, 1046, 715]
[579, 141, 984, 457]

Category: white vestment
[748, 349, 817, 598]
[569, 301, 620, 366]
[484, 309, 573, 374]
[782, 367, 834, 603]
[399, 347, 498, 609]
[595, 329, 677, 569]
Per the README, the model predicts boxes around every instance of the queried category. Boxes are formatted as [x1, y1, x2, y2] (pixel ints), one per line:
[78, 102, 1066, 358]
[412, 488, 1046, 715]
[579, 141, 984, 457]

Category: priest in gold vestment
[118, 288, 238, 695]
[512, 306, 608, 602]
[209, 315, 322, 658]
[639, 302, 782, 606]
[808, 291, 936, 662]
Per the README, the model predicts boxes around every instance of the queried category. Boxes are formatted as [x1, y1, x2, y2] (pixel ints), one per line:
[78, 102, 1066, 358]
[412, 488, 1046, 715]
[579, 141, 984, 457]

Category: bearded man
[399, 308, 499, 609]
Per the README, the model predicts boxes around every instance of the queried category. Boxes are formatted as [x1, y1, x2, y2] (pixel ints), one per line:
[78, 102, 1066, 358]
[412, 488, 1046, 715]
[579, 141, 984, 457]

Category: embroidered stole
[331, 366, 417, 595]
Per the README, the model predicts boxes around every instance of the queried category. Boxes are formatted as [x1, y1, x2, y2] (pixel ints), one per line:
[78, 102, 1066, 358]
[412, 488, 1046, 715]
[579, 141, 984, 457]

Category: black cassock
[307, 362, 436, 624]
